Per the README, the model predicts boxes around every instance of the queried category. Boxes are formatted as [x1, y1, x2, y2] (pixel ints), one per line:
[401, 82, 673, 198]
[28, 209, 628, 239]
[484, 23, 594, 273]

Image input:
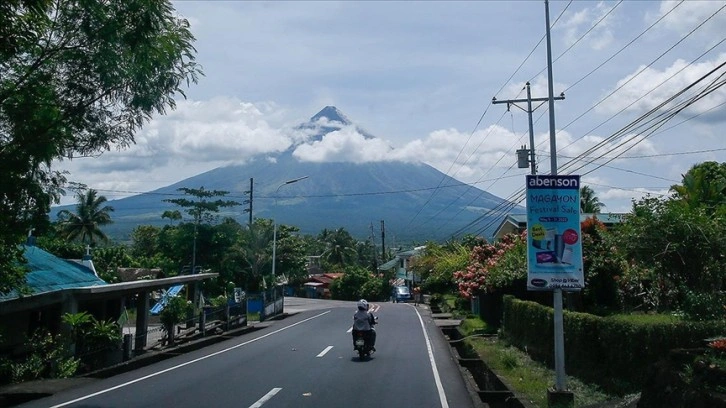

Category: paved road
[18, 299, 476, 408]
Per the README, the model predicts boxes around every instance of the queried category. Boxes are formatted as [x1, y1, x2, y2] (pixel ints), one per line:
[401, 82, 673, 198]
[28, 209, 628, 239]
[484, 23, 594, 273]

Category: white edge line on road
[248, 387, 282, 408]
[49, 311, 332, 408]
[411, 305, 449, 408]
[316, 345, 334, 358]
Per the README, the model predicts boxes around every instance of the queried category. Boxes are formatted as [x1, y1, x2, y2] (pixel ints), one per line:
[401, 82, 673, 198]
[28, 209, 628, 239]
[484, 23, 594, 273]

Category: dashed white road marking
[249, 387, 282, 408]
[317, 345, 334, 357]
[48, 311, 331, 408]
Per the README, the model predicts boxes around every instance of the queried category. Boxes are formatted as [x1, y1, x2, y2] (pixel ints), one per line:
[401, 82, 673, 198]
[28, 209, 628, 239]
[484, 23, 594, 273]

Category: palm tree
[57, 189, 114, 245]
[580, 186, 605, 214]
[320, 228, 358, 267]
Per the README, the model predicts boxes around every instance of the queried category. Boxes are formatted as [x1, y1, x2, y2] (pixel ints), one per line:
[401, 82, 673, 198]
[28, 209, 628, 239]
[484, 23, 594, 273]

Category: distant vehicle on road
[392, 285, 411, 303]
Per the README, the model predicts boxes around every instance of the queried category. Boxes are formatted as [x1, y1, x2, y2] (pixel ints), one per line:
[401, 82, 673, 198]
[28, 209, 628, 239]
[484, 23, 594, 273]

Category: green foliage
[62, 312, 121, 357]
[359, 277, 389, 301]
[92, 246, 134, 283]
[130, 225, 161, 258]
[159, 296, 192, 331]
[3, 330, 79, 383]
[56, 189, 114, 245]
[319, 228, 358, 268]
[670, 161, 726, 213]
[453, 232, 523, 298]
[0, 246, 28, 295]
[580, 185, 605, 213]
[429, 293, 443, 309]
[163, 187, 240, 224]
[411, 241, 467, 294]
[681, 290, 726, 321]
[580, 217, 622, 314]
[613, 196, 726, 310]
[210, 295, 228, 308]
[0, 0, 201, 294]
[329, 266, 374, 301]
[485, 234, 527, 290]
[36, 233, 86, 259]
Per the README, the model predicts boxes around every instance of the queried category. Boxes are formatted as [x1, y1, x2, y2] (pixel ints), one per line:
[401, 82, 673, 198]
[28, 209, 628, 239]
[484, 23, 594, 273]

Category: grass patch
[468, 335, 624, 407]
[459, 317, 487, 336]
[247, 312, 260, 321]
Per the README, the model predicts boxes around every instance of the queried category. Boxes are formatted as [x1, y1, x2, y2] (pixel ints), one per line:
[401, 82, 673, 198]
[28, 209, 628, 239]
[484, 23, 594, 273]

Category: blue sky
[56, 1, 726, 217]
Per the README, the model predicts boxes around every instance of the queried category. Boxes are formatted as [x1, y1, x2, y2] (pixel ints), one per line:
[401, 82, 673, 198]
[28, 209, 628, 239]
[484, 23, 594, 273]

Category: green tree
[329, 266, 373, 300]
[130, 225, 161, 258]
[163, 187, 240, 225]
[0, 0, 200, 293]
[320, 228, 358, 268]
[670, 161, 726, 213]
[56, 189, 114, 245]
[161, 210, 182, 225]
[580, 185, 605, 213]
[614, 196, 726, 311]
[163, 187, 240, 273]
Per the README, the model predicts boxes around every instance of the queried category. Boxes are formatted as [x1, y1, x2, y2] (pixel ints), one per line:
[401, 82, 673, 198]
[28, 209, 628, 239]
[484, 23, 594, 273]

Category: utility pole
[243, 178, 253, 227]
[380, 220, 386, 260]
[369, 223, 378, 270]
[544, 1, 572, 404]
[493, 82, 564, 175]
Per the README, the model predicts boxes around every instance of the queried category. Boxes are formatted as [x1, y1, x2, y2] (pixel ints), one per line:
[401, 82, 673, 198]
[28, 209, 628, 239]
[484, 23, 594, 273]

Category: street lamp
[271, 176, 309, 296]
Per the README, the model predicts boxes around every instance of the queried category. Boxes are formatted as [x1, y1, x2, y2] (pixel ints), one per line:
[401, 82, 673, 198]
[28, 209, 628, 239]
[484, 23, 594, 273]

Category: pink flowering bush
[453, 232, 525, 298]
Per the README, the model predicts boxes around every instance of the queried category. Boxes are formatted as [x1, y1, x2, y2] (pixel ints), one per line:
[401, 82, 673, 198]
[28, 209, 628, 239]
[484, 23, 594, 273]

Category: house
[304, 273, 342, 299]
[0, 244, 217, 356]
[378, 246, 426, 287]
[492, 213, 628, 241]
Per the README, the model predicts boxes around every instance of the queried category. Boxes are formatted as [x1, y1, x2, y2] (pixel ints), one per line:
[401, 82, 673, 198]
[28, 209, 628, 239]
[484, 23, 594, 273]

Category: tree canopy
[0, 0, 201, 293]
[580, 185, 605, 213]
[56, 188, 114, 245]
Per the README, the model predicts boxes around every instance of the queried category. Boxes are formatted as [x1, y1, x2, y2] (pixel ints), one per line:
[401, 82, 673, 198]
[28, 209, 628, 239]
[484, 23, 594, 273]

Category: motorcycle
[353, 316, 378, 359]
[354, 331, 373, 359]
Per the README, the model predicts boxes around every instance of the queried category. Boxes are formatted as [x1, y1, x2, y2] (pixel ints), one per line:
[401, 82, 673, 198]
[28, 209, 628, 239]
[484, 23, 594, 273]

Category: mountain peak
[310, 106, 351, 125]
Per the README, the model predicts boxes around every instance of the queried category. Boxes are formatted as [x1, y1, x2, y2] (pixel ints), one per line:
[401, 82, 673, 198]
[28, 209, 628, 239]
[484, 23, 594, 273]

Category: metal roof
[378, 258, 399, 271]
[0, 245, 107, 301]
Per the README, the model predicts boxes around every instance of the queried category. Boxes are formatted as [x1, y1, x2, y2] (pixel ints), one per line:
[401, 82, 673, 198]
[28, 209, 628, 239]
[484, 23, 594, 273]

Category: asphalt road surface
[19, 298, 476, 408]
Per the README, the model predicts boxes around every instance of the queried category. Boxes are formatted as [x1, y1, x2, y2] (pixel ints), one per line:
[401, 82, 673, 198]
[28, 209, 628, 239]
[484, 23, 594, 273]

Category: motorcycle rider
[352, 299, 376, 351]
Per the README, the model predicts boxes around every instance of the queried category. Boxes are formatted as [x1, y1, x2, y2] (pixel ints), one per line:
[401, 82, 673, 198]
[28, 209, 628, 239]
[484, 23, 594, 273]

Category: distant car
[392, 285, 412, 303]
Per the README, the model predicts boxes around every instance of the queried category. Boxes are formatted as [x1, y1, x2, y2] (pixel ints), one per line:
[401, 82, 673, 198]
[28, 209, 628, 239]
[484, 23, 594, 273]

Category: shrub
[681, 290, 726, 321]
[4, 330, 79, 383]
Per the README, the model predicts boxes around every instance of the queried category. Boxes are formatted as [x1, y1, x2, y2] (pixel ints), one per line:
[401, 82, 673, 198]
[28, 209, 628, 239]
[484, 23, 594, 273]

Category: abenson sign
[525, 175, 584, 291]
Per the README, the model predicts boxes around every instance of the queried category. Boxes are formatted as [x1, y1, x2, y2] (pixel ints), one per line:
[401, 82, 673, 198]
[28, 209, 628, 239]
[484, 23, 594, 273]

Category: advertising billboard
[526, 175, 584, 291]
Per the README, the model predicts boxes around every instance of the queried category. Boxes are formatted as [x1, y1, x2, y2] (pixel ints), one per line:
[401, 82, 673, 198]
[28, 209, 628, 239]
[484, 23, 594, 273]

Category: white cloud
[595, 54, 726, 116]
[559, 2, 617, 51]
[652, 0, 726, 40]
[292, 126, 393, 163]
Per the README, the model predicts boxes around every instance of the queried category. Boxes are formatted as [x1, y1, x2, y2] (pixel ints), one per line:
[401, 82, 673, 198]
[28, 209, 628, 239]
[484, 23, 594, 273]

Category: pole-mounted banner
[526, 174, 584, 291]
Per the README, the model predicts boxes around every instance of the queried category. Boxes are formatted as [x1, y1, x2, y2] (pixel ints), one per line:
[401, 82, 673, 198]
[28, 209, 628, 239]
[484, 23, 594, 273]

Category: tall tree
[670, 161, 726, 213]
[56, 189, 114, 245]
[580, 185, 605, 213]
[163, 187, 240, 274]
[163, 187, 240, 225]
[0, 0, 201, 293]
[320, 227, 358, 268]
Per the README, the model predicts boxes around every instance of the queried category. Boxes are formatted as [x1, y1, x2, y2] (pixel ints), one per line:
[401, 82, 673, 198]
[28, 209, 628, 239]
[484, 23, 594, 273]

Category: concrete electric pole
[493, 82, 564, 175]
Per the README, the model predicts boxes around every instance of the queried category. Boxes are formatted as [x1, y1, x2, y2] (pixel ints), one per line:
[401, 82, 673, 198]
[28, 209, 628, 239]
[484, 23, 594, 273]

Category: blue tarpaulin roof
[0, 246, 107, 302]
